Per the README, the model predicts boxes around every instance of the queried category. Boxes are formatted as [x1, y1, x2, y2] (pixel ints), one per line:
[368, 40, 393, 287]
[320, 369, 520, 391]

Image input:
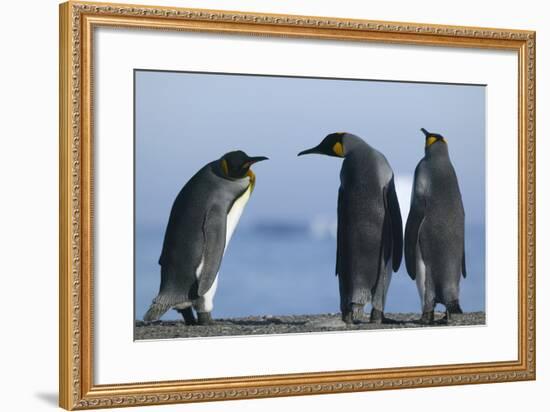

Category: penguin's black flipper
[385, 177, 403, 272]
[462, 248, 467, 278]
[197, 204, 227, 296]
[404, 174, 426, 280]
[335, 187, 344, 276]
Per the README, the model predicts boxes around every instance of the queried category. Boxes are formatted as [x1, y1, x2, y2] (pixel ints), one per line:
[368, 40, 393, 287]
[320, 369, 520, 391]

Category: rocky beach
[135, 311, 485, 340]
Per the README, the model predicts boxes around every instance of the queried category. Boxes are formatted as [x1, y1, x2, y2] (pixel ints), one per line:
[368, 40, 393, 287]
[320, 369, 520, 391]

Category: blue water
[135, 222, 485, 320]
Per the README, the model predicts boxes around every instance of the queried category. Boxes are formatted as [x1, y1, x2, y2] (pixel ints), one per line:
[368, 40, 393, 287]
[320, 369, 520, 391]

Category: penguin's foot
[342, 305, 365, 324]
[443, 301, 463, 323]
[446, 301, 463, 314]
[442, 311, 457, 324]
[341, 311, 353, 325]
[197, 312, 215, 326]
[369, 308, 397, 324]
[369, 308, 384, 324]
[350, 304, 365, 324]
[419, 311, 435, 325]
[177, 307, 197, 326]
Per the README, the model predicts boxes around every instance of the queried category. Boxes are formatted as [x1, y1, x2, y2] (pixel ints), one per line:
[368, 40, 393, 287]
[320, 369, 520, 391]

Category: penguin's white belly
[225, 185, 252, 251]
[415, 243, 427, 308]
[196, 276, 218, 312]
[193, 184, 252, 312]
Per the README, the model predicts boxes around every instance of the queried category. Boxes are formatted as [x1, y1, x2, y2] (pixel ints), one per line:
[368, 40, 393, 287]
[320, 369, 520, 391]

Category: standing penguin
[298, 133, 403, 324]
[143, 150, 268, 325]
[405, 128, 466, 324]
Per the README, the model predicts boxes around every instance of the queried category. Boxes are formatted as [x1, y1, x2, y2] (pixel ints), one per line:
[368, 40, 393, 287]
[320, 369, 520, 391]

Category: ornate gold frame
[59, 1, 536, 409]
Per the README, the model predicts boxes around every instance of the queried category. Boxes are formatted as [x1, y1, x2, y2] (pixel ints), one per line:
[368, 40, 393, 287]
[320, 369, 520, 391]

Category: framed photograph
[59, 1, 536, 409]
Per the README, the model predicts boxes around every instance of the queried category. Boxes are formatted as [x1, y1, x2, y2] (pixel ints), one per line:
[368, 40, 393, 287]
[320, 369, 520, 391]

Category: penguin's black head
[421, 128, 447, 148]
[219, 150, 269, 179]
[297, 132, 346, 158]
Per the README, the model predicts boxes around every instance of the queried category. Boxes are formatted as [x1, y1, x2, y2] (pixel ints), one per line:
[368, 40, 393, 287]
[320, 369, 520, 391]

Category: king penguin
[404, 128, 466, 324]
[298, 132, 403, 324]
[143, 150, 268, 325]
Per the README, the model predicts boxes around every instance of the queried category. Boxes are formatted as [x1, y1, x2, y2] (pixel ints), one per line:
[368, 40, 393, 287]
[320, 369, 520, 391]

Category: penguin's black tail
[143, 298, 171, 322]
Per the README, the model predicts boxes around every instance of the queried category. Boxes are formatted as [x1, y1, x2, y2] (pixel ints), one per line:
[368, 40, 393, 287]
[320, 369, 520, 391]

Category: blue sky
[135, 70, 485, 228]
[134, 70, 486, 318]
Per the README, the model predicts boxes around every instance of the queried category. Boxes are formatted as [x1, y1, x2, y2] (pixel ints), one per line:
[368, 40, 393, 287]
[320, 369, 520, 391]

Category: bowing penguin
[143, 151, 268, 325]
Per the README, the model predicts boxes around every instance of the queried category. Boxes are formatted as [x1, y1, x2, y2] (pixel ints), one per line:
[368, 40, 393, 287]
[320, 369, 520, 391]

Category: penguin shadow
[352, 314, 451, 326]
[353, 316, 409, 326]
[225, 318, 307, 326]
[376, 317, 409, 326]
[409, 313, 455, 326]
[410, 318, 448, 326]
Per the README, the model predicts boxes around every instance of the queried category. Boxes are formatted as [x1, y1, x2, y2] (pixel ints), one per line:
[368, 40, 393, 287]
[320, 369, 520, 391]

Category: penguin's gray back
[155, 162, 249, 306]
[417, 153, 462, 214]
[410, 146, 465, 302]
[337, 140, 401, 305]
[340, 147, 393, 224]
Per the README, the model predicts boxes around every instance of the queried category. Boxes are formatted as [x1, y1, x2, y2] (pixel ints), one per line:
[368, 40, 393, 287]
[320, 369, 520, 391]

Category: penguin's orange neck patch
[246, 169, 256, 191]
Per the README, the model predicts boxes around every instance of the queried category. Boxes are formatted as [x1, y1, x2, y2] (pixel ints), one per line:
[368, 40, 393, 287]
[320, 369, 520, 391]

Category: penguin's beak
[297, 145, 321, 156]
[420, 128, 430, 137]
[248, 156, 269, 164]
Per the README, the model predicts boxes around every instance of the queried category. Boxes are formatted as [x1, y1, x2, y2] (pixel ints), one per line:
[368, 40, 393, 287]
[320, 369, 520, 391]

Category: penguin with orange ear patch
[143, 151, 268, 325]
[298, 133, 403, 324]
[405, 128, 466, 324]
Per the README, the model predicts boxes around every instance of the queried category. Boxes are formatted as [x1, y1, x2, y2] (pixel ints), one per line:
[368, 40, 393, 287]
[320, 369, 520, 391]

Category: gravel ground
[135, 312, 485, 340]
